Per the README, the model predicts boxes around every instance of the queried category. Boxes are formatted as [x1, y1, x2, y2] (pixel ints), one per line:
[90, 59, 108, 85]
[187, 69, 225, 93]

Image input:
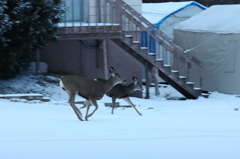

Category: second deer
[81, 76, 143, 115]
[60, 67, 126, 121]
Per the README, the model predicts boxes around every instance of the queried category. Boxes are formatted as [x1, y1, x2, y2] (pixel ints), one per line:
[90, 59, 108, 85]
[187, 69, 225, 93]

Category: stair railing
[111, 0, 203, 88]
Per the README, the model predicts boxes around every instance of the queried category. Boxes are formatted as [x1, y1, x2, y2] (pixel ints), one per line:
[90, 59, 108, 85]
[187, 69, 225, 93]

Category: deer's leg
[80, 100, 88, 109]
[154, 75, 160, 96]
[111, 97, 117, 114]
[123, 97, 142, 116]
[84, 100, 91, 121]
[86, 97, 98, 120]
[80, 100, 93, 109]
[67, 91, 84, 121]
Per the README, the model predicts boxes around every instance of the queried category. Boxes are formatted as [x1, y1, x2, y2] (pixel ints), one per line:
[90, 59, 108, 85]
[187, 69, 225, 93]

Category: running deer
[81, 76, 143, 115]
[60, 67, 126, 121]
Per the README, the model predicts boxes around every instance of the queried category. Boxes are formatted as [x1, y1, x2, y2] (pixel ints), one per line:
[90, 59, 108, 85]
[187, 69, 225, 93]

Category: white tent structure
[142, 1, 206, 39]
[174, 5, 240, 94]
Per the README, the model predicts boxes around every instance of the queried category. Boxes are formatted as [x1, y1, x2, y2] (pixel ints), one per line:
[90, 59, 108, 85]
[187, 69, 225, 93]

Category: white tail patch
[60, 80, 64, 88]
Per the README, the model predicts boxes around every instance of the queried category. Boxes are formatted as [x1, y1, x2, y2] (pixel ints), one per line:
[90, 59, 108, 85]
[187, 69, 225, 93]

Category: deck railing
[58, 0, 122, 34]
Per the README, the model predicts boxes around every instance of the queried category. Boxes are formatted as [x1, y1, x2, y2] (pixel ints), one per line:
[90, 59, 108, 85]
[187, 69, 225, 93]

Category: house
[39, 0, 203, 99]
[174, 5, 240, 94]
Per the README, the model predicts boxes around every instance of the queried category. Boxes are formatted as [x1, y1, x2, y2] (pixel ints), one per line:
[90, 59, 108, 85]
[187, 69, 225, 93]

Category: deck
[57, 22, 122, 40]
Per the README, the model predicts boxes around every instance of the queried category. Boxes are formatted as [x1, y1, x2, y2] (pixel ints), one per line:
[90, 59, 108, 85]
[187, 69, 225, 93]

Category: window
[63, 0, 87, 22]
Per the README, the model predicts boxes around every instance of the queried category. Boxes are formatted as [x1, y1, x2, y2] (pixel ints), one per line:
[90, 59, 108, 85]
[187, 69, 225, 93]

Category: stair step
[163, 65, 171, 75]
[156, 59, 163, 68]
[193, 87, 202, 97]
[201, 92, 210, 98]
[171, 70, 179, 81]
[148, 53, 155, 56]
[132, 41, 140, 51]
[179, 76, 186, 79]
[194, 87, 201, 90]
[133, 41, 140, 43]
[148, 53, 156, 63]
[124, 35, 133, 45]
[140, 47, 148, 58]
[186, 82, 195, 89]
[178, 76, 186, 87]
[125, 35, 133, 38]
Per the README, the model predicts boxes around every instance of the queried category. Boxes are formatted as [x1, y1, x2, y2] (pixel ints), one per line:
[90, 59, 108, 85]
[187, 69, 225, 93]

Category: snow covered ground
[1, 74, 240, 159]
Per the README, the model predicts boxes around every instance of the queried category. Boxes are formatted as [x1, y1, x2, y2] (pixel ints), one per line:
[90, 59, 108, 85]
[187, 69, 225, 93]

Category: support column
[103, 39, 109, 79]
[145, 61, 150, 99]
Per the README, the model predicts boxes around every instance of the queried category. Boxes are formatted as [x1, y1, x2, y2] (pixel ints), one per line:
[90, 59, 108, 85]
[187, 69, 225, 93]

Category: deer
[81, 76, 143, 115]
[60, 67, 126, 121]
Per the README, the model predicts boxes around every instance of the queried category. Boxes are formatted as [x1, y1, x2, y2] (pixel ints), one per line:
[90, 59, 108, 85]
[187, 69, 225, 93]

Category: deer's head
[132, 76, 143, 91]
[109, 67, 126, 85]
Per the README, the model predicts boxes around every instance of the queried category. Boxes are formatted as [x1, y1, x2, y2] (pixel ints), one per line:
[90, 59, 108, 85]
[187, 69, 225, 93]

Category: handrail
[58, 0, 122, 34]
[121, 1, 202, 68]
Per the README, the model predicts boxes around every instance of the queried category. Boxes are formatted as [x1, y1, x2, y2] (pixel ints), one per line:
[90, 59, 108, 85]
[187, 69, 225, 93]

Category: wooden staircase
[110, 0, 203, 99]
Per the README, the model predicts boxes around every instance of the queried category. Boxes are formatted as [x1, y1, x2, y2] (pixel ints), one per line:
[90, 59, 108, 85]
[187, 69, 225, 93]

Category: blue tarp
[141, 2, 206, 53]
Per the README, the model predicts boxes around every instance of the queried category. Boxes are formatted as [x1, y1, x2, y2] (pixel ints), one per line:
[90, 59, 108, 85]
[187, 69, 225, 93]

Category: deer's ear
[109, 67, 115, 76]
[132, 76, 138, 83]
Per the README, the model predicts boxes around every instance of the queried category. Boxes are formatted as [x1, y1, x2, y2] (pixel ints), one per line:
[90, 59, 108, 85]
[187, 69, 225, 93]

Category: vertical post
[115, 0, 122, 25]
[152, 67, 160, 96]
[185, 60, 189, 82]
[79, 0, 82, 32]
[87, 0, 90, 31]
[103, 39, 109, 79]
[36, 49, 40, 74]
[199, 64, 203, 89]
[71, 0, 74, 32]
[95, 0, 99, 32]
[145, 61, 150, 99]
[110, 0, 114, 31]
[64, 0, 67, 33]
[103, 0, 107, 32]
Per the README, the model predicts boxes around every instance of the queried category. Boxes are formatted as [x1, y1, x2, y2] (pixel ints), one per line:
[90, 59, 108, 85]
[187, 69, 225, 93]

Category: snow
[0, 94, 43, 97]
[174, 5, 240, 33]
[1, 74, 240, 159]
[58, 22, 120, 27]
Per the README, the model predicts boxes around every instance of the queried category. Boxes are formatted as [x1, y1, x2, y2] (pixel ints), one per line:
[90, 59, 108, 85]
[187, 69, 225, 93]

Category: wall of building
[40, 40, 104, 79]
[40, 39, 142, 97]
